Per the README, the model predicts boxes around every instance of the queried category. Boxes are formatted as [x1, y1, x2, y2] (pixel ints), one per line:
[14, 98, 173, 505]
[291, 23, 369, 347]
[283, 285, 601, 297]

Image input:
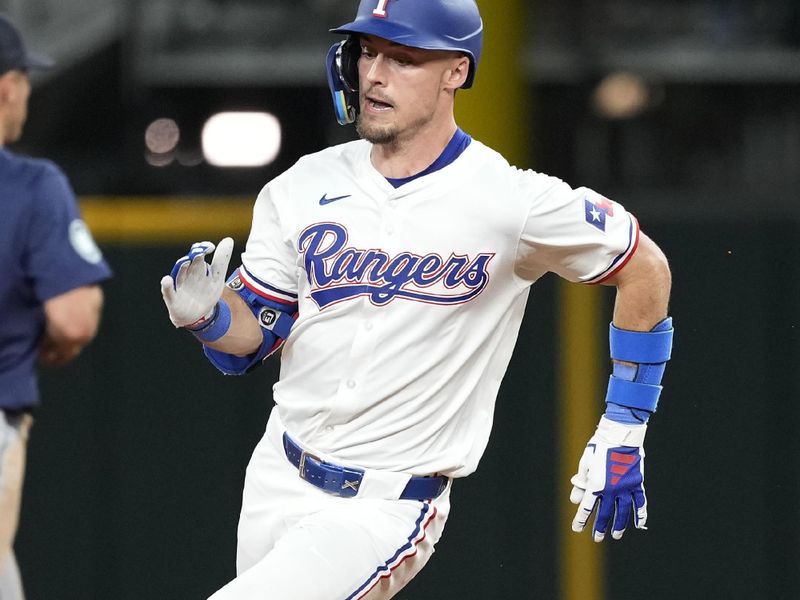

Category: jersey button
[346, 379, 356, 389]
[364, 321, 373, 331]
[386, 226, 394, 235]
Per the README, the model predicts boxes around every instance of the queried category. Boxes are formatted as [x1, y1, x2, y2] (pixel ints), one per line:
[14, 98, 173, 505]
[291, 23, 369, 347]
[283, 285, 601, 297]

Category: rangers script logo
[298, 223, 494, 309]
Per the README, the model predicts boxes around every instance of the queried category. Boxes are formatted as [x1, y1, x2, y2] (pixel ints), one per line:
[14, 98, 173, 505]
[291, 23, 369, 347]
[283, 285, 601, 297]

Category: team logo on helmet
[372, 0, 390, 18]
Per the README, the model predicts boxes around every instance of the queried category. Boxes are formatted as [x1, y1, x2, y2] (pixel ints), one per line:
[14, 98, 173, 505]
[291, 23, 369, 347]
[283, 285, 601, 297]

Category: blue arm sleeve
[203, 270, 297, 375]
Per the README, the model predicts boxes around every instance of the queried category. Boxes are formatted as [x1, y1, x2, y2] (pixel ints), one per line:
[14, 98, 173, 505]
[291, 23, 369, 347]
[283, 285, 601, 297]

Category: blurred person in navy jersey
[0, 13, 112, 599]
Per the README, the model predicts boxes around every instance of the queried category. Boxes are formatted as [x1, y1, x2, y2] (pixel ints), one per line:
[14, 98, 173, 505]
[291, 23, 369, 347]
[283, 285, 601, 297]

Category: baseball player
[160, 1, 673, 598]
[0, 14, 111, 599]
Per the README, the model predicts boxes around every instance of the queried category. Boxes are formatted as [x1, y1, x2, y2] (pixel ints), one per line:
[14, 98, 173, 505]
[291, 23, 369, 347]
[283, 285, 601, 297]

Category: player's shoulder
[269, 140, 365, 187]
[254, 140, 367, 204]
[293, 139, 367, 172]
[464, 139, 508, 164]
[465, 139, 567, 195]
[0, 150, 73, 215]
[0, 149, 66, 186]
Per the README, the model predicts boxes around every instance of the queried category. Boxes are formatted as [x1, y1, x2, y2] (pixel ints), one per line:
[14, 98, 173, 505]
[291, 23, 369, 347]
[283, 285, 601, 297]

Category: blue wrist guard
[188, 300, 232, 343]
[604, 317, 673, 423]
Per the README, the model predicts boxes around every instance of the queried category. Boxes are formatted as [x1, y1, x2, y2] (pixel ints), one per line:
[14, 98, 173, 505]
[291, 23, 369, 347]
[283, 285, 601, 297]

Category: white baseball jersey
[239, 138, 638, 478]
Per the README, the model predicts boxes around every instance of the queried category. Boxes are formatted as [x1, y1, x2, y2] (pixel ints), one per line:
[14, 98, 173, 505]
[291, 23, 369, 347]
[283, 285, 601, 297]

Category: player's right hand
[160, 238, 233, 328]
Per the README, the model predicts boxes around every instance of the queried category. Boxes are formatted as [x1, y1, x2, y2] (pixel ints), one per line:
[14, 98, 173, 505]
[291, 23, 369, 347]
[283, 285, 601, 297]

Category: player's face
[1, 70, 30, 144]
[355, 35, 467, 146]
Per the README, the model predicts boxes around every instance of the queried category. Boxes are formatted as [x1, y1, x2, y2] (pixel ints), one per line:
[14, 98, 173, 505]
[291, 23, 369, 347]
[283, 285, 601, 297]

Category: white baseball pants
[0, 411, 31, 600]
[208, 410, 451, 600]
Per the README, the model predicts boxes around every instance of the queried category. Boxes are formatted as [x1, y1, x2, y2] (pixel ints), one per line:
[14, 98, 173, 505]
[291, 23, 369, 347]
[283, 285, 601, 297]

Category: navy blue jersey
[0, 148, 112, 410]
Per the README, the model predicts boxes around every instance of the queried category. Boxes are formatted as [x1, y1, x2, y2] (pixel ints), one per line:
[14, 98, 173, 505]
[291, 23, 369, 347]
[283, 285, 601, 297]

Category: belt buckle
[298, 449, 320, 480]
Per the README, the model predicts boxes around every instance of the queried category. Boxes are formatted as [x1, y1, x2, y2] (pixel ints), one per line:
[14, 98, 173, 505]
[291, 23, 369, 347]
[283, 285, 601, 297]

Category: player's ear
[0, 70, 23, 104]
[443, 54, 470, 90]
[0, 72, 13, 103]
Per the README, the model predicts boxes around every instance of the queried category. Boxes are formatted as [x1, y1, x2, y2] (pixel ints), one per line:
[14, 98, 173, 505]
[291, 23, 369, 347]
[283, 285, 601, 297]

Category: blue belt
[282, 433, 448, 500]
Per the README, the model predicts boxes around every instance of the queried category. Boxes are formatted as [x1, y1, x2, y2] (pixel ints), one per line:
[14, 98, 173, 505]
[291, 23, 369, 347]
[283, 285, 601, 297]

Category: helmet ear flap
[338, 36, 360, 92]
[325, 36, 361, 125]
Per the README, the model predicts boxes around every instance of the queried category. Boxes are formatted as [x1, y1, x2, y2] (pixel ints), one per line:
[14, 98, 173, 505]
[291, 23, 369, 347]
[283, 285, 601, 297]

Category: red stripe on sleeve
[592, 216, 641, 285]
[238, 271, 297, 306]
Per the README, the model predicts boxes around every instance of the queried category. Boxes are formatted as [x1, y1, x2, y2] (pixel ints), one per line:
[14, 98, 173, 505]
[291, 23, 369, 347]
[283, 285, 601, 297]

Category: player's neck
[370, 119, 458, 179]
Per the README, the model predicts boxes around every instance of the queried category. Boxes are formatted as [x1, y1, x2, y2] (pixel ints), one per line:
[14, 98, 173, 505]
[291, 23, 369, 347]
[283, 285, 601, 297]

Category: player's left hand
[160, 238, 233, 328]
[569, 416, 648, 542]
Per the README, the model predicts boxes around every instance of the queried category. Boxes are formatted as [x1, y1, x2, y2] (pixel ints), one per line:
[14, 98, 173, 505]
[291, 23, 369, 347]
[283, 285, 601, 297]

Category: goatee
[356, 114, 398, 145]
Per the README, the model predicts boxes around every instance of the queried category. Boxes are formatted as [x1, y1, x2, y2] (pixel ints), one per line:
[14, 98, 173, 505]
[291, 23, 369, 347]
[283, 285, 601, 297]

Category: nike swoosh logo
[319, 193, 352, 205]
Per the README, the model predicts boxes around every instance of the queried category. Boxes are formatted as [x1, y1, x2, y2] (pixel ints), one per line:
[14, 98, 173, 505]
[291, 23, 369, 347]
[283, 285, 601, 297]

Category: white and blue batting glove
[160, 238, 233, 329]
[569, 416, 648, 542]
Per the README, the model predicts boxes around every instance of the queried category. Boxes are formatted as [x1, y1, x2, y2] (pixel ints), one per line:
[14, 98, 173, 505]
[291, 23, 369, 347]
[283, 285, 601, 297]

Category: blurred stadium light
[201, 111, 281, 167]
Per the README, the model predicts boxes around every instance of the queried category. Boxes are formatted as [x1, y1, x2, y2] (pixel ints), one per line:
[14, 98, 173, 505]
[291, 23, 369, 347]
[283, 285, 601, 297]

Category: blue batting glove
[570, 417, 648, 542]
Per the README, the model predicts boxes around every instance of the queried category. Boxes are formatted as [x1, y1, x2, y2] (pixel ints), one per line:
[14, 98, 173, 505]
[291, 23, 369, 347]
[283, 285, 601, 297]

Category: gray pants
[0, 554, 23, 600]
[0, 411, 31, 600]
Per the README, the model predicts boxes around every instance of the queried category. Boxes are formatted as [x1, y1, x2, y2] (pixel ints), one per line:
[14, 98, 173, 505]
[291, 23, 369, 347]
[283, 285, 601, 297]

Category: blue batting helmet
[325, 0, 484, 125]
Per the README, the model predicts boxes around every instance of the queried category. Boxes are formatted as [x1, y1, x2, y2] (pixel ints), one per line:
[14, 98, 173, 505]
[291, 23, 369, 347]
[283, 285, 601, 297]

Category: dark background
[6, 0, 800, 598]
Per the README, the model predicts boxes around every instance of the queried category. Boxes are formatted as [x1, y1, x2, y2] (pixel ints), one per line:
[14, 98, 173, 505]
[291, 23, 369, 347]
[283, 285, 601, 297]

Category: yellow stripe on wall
[79, 196, 255, 244]
[456, 0, 529, 167]
[558, 280, 605, 600]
